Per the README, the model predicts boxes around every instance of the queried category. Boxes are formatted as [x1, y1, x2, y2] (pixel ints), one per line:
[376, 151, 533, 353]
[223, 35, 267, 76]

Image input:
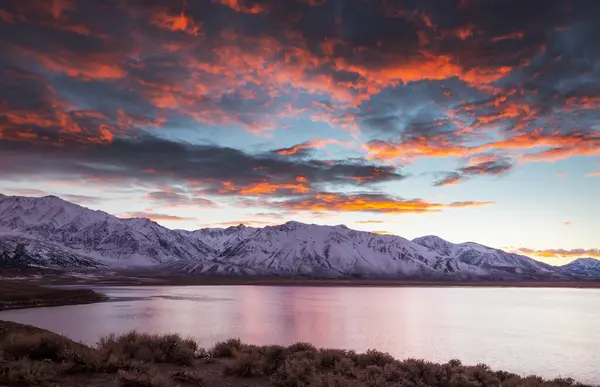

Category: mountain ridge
[0, 193, 596, 280]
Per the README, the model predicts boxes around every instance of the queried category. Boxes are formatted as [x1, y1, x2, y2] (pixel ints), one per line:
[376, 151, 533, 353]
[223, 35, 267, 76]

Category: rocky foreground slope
[0, 194, 597, 280]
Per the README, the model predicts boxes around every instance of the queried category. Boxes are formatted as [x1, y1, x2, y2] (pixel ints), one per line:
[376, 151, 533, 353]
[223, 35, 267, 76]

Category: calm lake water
[1, 285, 599, 384]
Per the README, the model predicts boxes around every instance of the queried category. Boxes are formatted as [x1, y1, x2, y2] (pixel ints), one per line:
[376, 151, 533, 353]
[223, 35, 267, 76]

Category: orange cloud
[216, 0, 266, 14]
[366, 129, 600, 165]
[218, 181, 310, 196]
[12, 45, 126, 80]
[150, 10, 202, 36]
[365, 137, 470, 162]
[513, 248, 600, 259]
[277, 139, 355, 156]
[587, 170, 600, 177]
[453, 25, 475, 40]
[372, 230, 395, 235]
[490, 32, 525, 42]
[277, 193, 493, 214]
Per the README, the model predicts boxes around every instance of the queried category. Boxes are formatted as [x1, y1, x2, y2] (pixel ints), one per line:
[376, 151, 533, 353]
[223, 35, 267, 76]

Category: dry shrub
[66, 348, 151, 374]
[0, 359, 54, 386]
[170, 370, 207, 386]
[210, 338, 242, 358]
[353, 349, 395, 368]
[354, 365, 387, 386]
[271, 353, 318, 387]
[118, 369, 172, 387]
[312, 373, 364, 387]
[193, 347, 209, 359]
[287, 342, 317, 353]
[257, 345, 288, 375]
[381, 362, 407, 383]
[318, 349, 348, 369]
[0, 332, 71, 361]
[333, 357, 355, 377]
[224, 352, 265, 377]
[99, 332, 197, 365]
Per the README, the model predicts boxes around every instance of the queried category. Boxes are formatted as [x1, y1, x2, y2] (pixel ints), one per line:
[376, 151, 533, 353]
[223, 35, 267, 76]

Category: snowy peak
[413, 234, 553, 274]
[0, 193, 215, 266]
[561, 258, 600, 277]
[0, 194, 111, 229]
[412, 235, 456, 255]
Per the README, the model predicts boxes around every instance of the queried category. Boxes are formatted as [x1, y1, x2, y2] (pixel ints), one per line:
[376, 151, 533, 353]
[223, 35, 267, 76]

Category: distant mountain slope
[0, 194, 214, 266]
[0, 236, 102, 268]
[412, 236, 555, 275]
[0, 193, 584, 280]
[561, 258, 600, 277]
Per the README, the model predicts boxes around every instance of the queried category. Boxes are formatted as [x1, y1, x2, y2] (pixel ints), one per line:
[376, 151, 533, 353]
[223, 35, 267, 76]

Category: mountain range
[0, 193, 598, 280]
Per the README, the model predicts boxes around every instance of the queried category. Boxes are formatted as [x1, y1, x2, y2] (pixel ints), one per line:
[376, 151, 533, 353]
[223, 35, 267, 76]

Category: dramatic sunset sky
[0, 0, 598, 265]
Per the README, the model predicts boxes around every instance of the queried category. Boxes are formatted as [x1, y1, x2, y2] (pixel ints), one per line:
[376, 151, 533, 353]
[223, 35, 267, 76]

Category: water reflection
[0, 286, 598, 384]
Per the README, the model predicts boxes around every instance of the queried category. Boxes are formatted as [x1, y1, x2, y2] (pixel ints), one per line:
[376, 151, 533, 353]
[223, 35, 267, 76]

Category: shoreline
[2, 267, 599, 289]
[0, 281, 108, 311]
[65, 276, 600, 288]
[0, 320, 596, 387]
[3, 271, 600, 289]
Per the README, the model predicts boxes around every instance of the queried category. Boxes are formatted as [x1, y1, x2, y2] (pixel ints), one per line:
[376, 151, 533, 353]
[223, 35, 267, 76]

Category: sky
[0, 0, 599, 265]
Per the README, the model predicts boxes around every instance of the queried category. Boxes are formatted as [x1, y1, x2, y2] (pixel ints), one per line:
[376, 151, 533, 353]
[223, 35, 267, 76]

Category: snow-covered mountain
[0, 194, 214, 267]
[561, 258, 600, 277]
[0, 193, 585, 280]
[412, 235, 555, 275]
[182, 222, 486, 278]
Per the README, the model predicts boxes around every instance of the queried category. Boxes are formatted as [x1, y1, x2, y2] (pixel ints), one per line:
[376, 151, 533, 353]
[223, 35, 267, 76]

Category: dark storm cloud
[0, 135, 405, 196]
[434, 156, 514, 186]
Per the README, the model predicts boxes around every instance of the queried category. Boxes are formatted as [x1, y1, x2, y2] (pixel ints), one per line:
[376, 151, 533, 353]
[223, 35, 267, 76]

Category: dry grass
[1, 332, 72, 361]
[98, 332, 198, 365]
[210, 340, 594, 387]
[0, 359, 55, 386]
[170, 370, 207, 386]
[210, 338, 242, 358]
[0, 320, 596, 387]
[118, 369, 173, 387]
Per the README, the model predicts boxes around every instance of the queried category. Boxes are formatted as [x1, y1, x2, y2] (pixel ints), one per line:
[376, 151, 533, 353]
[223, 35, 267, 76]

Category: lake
[1, 285, 599, 384]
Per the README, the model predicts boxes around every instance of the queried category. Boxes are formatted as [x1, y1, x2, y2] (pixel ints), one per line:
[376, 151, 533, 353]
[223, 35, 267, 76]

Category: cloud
[587, 170, 600, 177]
[562, 221, 572, 226]
[150, 9, 203, 36]
[198, 220, 278, 228]
[273, 192, 493, 214]
[146, 191, 216, 207]
[0, 135, 405, 200]
[434, 156, 514, 186]
[513, 248, 600, 259]
[216, 0, 267, 14]
[61, 194, 106, 205]
[1, 0, 599, 192]
[119, 212, 195, 222]
[275, 139, 354, 157]
[1, 188, 49, 197]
